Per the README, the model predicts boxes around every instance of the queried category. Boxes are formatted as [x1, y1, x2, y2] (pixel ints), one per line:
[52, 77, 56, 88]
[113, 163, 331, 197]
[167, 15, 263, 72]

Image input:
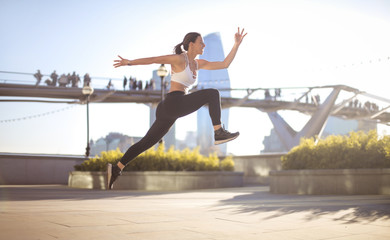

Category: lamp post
[82, 85, 94, 157]
[157, 64, 168, 101]
[156, 64, 168, 145]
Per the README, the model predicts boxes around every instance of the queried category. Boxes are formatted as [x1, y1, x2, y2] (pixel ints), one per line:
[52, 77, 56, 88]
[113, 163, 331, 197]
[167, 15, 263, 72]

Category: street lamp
[82, 85, 94, 157]
[156, 64, 168, 145]
[157, 64, 168, 100]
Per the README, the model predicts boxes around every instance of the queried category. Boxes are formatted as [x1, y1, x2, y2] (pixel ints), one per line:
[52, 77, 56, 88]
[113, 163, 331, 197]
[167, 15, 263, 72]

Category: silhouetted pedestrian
[34, 70, 43, 86]
[107, 79, 113, 89]
[83, 73, 91, 87]
[145, 81, 149, 90]
[59, 74, 68, 87]
[129, 77, 134, 90]
[123, 76, 127, 90]
[50, 70, 58, 86]
[71, 72, 78, 87]
[137, 80, 143, 90]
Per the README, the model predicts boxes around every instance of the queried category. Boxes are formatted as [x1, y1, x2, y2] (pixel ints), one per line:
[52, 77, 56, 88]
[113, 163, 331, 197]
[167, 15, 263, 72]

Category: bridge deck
[1, 83, 389, 124]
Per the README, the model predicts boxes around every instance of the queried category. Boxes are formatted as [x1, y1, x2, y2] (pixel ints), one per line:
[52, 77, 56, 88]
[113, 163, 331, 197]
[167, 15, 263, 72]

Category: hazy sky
[1, 0, 389, 155]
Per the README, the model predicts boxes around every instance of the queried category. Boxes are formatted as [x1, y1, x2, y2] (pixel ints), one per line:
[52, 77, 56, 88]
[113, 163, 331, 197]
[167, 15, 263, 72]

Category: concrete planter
[232, 153, 284, 185]
[270, 168, 390, 195]
[69, 171, 244, 190]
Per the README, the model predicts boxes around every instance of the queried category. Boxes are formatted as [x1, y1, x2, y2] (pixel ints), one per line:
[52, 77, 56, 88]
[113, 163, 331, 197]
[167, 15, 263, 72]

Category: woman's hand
[234, 27, 247, 46]
[113, 55, 131, 68]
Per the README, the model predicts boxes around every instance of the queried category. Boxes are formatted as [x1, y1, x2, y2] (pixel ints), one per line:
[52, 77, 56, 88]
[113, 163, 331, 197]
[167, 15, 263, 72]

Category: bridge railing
[1, 70, 389, 123]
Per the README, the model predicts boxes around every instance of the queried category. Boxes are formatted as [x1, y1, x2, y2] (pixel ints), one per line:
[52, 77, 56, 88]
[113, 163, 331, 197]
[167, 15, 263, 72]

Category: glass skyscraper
[197, 32, 231, 155]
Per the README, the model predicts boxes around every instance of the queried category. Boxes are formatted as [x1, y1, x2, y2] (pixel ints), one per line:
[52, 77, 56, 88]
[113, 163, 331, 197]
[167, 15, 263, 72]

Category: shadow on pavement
[216, 187, 390, 223]
[2, 185, 390, 224]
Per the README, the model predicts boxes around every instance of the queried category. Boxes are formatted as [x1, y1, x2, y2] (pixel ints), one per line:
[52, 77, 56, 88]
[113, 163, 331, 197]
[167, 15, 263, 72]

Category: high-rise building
[197, 32, 231, 155]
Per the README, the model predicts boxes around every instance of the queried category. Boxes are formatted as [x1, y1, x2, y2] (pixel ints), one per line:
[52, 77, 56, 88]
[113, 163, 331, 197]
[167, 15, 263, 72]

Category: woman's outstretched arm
[198, 27, 247, 70]
[113, 54, 182, 68]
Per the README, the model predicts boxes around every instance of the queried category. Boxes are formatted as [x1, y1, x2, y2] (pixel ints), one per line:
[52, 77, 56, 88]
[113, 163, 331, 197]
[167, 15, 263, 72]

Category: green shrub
[282, 130, 390, 170]
[74, 143, 234, 172]
[74, 148, 123, 171]
[219, 155, 235, 171]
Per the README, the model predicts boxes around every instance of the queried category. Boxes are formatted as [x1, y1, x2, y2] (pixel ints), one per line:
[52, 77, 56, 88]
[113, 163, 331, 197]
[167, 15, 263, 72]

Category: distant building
[90, 132, 142, 156]
[176, 131, 197, 150]
[262, 129, 288, 153]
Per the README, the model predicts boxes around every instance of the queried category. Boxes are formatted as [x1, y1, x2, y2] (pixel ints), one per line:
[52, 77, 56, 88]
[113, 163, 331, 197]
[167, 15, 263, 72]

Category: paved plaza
[0, 185, 389, 240]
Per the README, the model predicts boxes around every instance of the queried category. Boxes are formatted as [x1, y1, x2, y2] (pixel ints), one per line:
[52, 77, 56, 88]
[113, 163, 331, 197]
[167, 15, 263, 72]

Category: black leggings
[120, 88, 222, 166]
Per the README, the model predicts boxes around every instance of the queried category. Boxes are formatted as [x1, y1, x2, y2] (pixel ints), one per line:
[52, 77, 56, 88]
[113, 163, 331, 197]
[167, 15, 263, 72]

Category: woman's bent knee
[204, 88, 220, 98]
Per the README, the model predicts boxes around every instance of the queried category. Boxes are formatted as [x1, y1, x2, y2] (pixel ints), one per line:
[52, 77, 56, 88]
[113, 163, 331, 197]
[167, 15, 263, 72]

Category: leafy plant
[282, 130, 390, 170]
[74, 143, 234, 172]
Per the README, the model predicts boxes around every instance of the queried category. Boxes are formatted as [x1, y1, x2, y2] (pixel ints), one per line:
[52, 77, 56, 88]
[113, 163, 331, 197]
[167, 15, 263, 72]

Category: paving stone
[0, 185, 389, 240]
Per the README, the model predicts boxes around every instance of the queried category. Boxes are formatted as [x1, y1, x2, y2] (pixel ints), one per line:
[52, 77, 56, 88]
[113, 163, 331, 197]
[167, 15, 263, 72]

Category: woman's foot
[214, 126, 239, 145]
[107, 163, 122, 190]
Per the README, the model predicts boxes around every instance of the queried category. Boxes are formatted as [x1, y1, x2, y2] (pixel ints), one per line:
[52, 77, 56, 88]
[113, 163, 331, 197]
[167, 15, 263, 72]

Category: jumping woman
[108, 27, 247, 189]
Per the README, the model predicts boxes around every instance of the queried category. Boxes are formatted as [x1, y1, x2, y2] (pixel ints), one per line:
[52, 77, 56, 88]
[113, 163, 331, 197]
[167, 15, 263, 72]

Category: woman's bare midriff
[169, 81, 187, 93]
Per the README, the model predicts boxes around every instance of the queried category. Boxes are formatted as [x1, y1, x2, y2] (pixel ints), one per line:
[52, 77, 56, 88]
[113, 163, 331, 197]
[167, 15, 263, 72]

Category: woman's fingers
[113, 55, 128, 68]
[238, 27, 247, 37]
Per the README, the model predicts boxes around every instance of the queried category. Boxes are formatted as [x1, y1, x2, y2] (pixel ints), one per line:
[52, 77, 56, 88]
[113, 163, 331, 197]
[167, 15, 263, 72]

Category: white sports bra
[171, 53, 198, 88]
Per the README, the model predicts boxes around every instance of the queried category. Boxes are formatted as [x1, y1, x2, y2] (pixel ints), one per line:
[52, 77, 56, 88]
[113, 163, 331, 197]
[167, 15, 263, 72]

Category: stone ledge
[270, 168, 390, 195]
[69, 171, 244, 190]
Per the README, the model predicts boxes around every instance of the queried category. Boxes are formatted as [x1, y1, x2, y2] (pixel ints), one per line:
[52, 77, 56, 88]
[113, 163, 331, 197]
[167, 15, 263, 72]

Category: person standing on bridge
[108, 27, 247, 190]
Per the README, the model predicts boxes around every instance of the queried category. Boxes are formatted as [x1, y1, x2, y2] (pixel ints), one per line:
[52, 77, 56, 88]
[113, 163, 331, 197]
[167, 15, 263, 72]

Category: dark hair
[173, 32, 201, 54]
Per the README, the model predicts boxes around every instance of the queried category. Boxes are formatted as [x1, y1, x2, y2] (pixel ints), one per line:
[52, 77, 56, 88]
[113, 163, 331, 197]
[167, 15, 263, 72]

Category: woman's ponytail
[174, 42, 183, 54]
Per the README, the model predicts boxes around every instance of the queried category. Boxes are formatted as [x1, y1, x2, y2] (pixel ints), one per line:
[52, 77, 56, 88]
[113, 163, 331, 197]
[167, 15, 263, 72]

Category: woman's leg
[167, 89, 240, 145]
[120, 88, 222, 165]
[165, 88, 222, 126]
[119, 118, 175, 166]
[107, 118, 174, 189]
[164, 89, 238, 144]
[107, 99, 176, 190]
[120, 88, 222, 164]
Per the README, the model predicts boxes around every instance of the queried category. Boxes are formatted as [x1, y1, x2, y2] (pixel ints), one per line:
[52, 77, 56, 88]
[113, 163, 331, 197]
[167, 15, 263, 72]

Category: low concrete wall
[270, 169, 390, 195]
[0, 153, 85, 184]
[232, 153, 284, 185]
[0, 153, 284, 185]
[69, 171, 244, 190]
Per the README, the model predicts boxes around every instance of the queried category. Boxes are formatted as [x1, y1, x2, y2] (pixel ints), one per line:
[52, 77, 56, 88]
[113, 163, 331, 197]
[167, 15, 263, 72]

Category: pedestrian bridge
[1, 83, 389, 150]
